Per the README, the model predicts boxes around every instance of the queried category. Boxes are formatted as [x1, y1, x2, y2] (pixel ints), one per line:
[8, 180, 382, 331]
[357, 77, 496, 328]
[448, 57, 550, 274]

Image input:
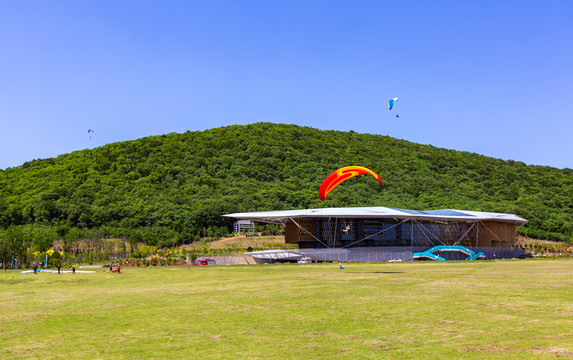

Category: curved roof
[223, 206, 528, 225]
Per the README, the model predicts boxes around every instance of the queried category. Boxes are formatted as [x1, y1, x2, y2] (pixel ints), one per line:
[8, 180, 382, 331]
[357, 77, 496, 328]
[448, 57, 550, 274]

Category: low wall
[297, 246, 525, 262]
[196, 255, 257, 265]
[197, 247, 525, 264]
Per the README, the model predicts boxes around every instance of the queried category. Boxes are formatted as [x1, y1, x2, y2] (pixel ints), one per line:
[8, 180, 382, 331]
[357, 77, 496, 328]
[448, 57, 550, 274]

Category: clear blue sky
[1, 1, 572, 170]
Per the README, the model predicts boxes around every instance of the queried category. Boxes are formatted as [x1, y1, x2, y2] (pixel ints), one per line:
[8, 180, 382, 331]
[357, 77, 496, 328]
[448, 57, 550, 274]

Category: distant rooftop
[223, 206, 528, 225]
[234, 220, 255, 224]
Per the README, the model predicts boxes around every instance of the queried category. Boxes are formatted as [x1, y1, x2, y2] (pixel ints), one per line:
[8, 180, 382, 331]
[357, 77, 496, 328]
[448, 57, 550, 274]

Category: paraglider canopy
[388, 98, 398, 110]
[318, 166, 382, 201]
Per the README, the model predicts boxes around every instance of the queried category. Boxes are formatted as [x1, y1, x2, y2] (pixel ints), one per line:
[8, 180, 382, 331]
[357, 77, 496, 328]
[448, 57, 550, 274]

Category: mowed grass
[1, 260, 572, 359]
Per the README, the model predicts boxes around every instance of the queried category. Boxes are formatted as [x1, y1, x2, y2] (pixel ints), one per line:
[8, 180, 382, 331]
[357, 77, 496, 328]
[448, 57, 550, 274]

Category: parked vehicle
[297, 257, 312, 264]
[196, 259, 216, 266]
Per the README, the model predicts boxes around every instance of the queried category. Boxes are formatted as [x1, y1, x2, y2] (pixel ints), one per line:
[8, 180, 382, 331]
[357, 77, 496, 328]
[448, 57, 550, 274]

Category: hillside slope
[1, 123, 572, 245]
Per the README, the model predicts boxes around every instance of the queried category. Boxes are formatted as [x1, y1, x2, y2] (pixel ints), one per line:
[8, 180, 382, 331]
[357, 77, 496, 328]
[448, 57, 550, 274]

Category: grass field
[1, 260, 572, 359]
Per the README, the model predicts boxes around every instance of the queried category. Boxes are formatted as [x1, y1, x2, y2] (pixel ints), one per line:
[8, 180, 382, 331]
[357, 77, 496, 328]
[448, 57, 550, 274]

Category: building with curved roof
[224, 207, 527, 262]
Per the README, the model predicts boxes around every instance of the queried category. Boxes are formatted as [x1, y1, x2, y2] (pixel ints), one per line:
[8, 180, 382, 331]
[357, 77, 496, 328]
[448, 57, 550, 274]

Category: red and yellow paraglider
[318, 166, 382, 201]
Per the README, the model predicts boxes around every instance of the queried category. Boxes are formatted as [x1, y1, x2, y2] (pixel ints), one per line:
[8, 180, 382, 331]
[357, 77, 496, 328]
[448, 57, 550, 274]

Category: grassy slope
[1, 260, 572, 359]
[188, 235, 292, 250]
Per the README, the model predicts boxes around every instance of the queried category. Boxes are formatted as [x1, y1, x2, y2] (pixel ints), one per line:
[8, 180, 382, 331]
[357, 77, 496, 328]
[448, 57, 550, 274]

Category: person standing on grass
[72, 266, 75, 274]
[57, 265, 61, 274]
[33, 263, 38, 274]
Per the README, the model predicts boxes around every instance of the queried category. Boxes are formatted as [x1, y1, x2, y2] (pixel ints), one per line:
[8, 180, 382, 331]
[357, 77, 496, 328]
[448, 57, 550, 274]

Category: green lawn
[1, 260, 572, 359]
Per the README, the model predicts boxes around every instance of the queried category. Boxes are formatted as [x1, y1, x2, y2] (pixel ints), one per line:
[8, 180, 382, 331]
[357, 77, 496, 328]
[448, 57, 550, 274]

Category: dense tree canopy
[0, 123, 571, 258]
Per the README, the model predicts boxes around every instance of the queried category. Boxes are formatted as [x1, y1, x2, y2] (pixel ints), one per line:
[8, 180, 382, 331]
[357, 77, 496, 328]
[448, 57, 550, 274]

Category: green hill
[1, 123, 572, 254]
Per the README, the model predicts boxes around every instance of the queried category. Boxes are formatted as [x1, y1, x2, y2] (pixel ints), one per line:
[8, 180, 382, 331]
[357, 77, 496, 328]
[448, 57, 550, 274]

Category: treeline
[0, 222, 252, 269]
[0, 122, 572, 261]
[0, 223, 283, 269]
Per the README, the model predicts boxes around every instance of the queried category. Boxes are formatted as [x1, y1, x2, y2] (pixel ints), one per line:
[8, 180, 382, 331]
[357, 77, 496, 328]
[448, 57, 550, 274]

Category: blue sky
[1, 1, 572, 170]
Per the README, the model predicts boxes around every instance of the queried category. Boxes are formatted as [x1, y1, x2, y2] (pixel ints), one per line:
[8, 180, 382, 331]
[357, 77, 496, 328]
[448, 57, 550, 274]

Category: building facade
[225, 207, 527, 262]
[233, 220, 255, 234]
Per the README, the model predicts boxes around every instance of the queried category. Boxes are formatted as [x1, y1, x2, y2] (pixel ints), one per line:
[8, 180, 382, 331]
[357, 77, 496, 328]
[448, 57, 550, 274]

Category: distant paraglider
[318, 166, 382, 201]
[88, 129, 94, 138]
[388, 98, 398, 110]
[388, 97, 399, 117]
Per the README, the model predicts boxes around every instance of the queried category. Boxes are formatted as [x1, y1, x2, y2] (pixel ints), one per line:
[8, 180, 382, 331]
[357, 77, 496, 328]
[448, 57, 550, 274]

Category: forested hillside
[1, 123, 572, 257]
